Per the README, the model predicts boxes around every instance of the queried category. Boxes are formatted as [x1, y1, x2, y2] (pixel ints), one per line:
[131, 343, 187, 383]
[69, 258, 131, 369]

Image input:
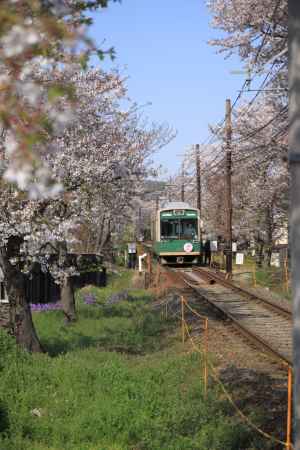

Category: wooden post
[284, 257, 289, 294]
[181, 162, 185, 202]
[195, 144, 202, 212]
[252, 262, 257, 288]
[286, 366, 293, 450]
[225, 98, 233, 275]
[221, 251, 225, 270]
[181, 296, 185, 344]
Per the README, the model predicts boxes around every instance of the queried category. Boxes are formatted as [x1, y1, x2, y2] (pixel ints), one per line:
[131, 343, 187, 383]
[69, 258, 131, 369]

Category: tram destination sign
[161, 210, 198, 218]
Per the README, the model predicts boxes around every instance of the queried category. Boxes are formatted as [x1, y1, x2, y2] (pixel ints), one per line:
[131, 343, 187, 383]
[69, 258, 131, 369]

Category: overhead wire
[232, 126, 288, 167]
[175, 1, 286, 197]
[231, 105, 288, 144]
[252, 0, 282, 66]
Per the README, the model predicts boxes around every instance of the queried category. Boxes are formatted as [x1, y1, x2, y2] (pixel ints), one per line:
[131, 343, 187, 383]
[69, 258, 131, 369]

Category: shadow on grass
[36, 290, 177, 357]
[40, 311, 176, 358]
[218, 364, 287, 448]
[41, 328, 99, 356]
[0, 401, 10, 434]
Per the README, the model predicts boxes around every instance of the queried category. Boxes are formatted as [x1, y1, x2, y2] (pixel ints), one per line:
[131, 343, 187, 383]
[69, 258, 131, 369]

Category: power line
[252, 0, 282, 66]
[231, 105, 288, 144]
[234, 61, 278, 117]
[232, 127, 288, 166]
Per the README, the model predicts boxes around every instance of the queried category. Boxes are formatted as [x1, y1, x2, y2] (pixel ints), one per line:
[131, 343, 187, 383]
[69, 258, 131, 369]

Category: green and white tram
[151, 202, 202, 265]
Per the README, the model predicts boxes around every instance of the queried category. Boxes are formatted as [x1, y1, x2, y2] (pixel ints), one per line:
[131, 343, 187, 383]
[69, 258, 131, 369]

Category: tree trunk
[7, 270, 43, 352]
[265, 205, 274, 267]
[58, 241, 77, 323]
[61, 275, 76, 323]
[0, 240, 42, 352]
[95, 216, 106, 253]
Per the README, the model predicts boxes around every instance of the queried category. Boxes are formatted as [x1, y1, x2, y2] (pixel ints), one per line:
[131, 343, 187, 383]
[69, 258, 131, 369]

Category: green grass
[213, 253, 291, 301]
[0, 270, 272, 450]
[33, 271, 162, 357]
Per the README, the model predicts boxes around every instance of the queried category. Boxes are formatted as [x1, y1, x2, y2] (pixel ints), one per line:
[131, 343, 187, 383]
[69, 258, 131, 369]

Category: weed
[0, 271, 270, 450]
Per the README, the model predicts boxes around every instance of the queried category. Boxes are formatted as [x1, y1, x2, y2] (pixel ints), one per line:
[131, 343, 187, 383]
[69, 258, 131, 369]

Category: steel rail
[192, 267, 292, 319]
[171, 268, 292, 367]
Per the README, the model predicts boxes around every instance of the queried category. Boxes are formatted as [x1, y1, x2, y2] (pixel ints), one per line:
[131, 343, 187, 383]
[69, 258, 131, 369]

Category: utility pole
[225, 98, 233, 275]
[138, 206, 142, 239]
[181, 162, 185, 202]
[289, 2, 300, 448]
[195, 144, 201, 211]
[168, 177, 173, 202]
[195, 143, 203, 263]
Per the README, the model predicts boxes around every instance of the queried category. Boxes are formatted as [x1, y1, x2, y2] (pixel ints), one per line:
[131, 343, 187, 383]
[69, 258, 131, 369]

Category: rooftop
[160, 201, 193, 210]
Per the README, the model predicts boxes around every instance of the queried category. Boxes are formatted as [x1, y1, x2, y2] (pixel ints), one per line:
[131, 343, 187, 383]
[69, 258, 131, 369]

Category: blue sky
[89, 0, 246, 176]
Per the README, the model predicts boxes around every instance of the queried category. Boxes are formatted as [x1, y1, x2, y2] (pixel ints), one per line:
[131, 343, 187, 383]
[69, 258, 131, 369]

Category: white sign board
[236, 253, 244, 265]
[232, 242, 237, 252]
[128, 243, 137, 254]
[270, 252, 280, 268]
[210, 241, 218, 252]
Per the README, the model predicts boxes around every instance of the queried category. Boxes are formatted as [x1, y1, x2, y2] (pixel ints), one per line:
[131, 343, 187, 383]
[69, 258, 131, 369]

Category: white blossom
[4, 132, 18, 156]
[1, 25, 40, 58]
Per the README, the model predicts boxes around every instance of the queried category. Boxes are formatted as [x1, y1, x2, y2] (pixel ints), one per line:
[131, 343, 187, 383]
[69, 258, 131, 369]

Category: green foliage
[47, 84, 76, 102]
[0, 274, 270, 450]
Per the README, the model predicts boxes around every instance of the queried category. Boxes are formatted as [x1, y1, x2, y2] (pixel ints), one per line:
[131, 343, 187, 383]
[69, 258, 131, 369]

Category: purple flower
[83, 293, 96, 305]
[30, 302, 62, 312]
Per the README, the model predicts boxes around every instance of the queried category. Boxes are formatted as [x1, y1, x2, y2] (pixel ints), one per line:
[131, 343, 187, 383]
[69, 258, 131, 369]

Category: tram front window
[161, 219, 198, 240]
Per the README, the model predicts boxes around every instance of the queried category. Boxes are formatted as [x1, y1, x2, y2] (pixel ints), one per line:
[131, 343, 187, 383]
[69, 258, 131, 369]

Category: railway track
[172, 266, 292, 367]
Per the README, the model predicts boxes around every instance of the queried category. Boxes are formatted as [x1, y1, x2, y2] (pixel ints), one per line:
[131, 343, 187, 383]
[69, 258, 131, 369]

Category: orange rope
[182, 296, 208, 321]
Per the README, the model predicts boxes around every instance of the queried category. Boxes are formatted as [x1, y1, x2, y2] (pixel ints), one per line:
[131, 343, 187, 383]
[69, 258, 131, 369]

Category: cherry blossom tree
[231, 98, 288, 262]
[0, 64, 173, 348]
[183, 1, 289, 259]
[0, 0, 117, 196]
[207, 0, 287, 77]
[40, 67, 172, 321]
[170, 94, 288, 263]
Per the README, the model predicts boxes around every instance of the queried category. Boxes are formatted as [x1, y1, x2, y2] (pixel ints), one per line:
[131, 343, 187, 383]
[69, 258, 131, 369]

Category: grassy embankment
[211, 253, 291, 300]
[0, 270, 272, 450]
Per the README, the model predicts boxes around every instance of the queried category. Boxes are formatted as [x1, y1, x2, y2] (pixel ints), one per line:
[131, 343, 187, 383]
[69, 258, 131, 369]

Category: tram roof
[160, 201, 195, 210]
